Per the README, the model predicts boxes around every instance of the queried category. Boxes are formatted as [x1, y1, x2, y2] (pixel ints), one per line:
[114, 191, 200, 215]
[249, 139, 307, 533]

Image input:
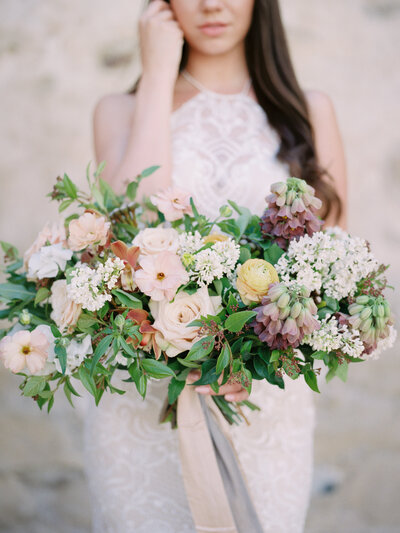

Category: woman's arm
[93, 0, 184, 199]
[305, 90, 348, 230]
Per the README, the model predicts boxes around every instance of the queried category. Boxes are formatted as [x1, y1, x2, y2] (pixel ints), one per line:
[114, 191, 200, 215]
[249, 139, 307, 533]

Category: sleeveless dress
[83, 72, 316, 533]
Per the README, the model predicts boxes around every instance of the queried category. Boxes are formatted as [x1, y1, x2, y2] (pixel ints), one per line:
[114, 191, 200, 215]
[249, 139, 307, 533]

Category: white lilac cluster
[303, 315, 365, 359]
[67, 257, 125, 311]
[276, 227, 379, 300]
[178, 232, 240, 287]
[178, 231, 204, 255]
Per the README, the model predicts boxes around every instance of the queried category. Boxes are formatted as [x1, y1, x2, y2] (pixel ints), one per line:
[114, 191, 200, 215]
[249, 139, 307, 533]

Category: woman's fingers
[224, 389, 250, 402]
[195, 382, 243, 396]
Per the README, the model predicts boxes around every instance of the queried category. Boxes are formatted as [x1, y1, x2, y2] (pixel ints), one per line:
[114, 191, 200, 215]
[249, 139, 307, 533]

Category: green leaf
[77, 314, 98, 330]
[111, 289, 143, 309]
[217, 220, 241, 240]
[311, 350, 326, 360]
[226, 293, 239, 314]
[239, 246, 251, 263]
[177, 357, 201, 368]
[141, 359, 175, 379]
[0, 240, 19, 261]
[236, 211, 251, 236]
[225, 311, 256, 333]
[98, 301, 110, 319]
[168, 377, 186, 404]
[54, 343, 67, 374]
[90, 334, 113, 375]
[216, 343, 231, 374]
[126, 181, 139, 201]
[119, 337, 137, 358]
[50, 325, 62, 338]
[59, 198, 74, 212]
[0, 283, 35, 301]
[63, 382, 75, 407]
[304, 370, 320, 392]
[253, 356, 269, 378]
[323, 295, 339, 312]
[34, 287, 51, 305]
[192, 360, 219, 386]
[270, 349, 281, 362]
[185, 335, 215, 361]
[263, 243, 285, 265]
[63, 173, 78, 199]
[78, 366, 97, 397]
[336, 360, 348, 382]
[23, 376, 47, 397]
[141, 165, 160, 178]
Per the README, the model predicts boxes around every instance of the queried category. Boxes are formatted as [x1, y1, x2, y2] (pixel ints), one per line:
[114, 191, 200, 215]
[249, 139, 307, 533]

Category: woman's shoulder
[93, 92, 135, 130]
[303, 88, 336, 121]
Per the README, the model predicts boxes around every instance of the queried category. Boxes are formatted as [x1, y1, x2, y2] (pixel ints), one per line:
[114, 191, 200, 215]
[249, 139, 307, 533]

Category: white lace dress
[83, 74, 316, 533]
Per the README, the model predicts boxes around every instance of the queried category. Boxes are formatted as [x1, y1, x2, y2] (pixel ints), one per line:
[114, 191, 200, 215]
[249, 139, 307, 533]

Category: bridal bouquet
[0, 163, 396, 424]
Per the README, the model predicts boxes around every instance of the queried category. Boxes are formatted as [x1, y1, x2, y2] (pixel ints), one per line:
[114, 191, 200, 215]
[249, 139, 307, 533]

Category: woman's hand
[139, 0, 184, 85]
[187, 369, 250, 402]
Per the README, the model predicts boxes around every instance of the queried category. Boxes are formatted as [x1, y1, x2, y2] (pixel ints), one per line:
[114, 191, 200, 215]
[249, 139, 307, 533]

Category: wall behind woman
[0, 1, 399, 531]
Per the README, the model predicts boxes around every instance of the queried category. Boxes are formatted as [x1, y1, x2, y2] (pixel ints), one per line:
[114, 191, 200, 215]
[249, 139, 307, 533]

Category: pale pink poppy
[0, 329, 50, 374]
[23, 221, 67, 270]
[67, 212, 110, 251]
[135, 251, 189, 301]
[150, 187, 193, 222]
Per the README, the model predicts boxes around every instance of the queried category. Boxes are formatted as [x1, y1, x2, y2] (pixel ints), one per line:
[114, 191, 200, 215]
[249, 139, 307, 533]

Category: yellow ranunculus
[236, 258, 279, 305]
[203, 233, 229, 244]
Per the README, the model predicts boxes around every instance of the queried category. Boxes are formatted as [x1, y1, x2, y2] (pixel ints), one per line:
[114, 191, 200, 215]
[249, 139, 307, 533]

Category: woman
[83, 1, 347, 531]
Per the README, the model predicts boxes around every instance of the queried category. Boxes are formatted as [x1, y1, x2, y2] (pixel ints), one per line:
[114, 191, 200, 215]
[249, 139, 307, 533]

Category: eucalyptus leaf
[0, 283, 35, 301]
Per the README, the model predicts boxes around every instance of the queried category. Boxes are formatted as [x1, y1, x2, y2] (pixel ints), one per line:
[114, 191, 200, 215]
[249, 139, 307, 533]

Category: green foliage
[168, 377, 186, 404]
[224, 311, 256, 332]
[141, 359, 175, 379]
[185, 335, 215, 362]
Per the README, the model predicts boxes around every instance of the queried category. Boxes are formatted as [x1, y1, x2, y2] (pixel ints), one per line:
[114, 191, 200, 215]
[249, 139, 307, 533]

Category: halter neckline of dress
[181, 68, 252, 98]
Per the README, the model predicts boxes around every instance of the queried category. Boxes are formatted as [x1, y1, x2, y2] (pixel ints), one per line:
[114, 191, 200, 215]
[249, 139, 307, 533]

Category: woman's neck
[183, 44, 250, 93]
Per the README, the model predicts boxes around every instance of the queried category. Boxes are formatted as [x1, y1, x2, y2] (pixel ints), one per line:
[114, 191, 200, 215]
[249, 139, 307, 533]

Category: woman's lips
[199, 23, 227, 37]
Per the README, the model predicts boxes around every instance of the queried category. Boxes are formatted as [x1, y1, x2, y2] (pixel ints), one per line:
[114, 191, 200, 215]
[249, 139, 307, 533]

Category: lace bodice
[171, 71, 290, 219]
[83, 75, 316, 533]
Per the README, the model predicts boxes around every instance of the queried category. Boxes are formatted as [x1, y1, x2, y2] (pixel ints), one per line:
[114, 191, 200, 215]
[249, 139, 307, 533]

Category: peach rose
[50, 279, 82, 333]
[150, 187, 193, 221]
[132, 227, 180, 256]
[67, 212, 110, 251]
[149, 287, 222, 357]
[236, 258, 279, 305]
[23, 221, 67, 270]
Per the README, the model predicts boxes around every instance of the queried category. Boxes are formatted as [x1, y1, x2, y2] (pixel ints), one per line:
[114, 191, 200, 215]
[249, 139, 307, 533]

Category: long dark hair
[128, 0, 342, 221]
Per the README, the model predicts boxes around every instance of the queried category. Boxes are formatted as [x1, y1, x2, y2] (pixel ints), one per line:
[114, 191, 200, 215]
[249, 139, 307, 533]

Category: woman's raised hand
[139, 0, 184, 85]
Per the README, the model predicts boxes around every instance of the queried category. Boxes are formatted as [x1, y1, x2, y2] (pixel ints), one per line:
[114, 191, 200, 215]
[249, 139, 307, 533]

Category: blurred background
[0, 1, 399, 532]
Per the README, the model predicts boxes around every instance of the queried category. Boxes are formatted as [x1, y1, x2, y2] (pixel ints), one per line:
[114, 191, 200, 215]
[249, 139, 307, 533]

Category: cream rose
[236, 258, 279, 305]
[132, 227, 179, 256]
[50, 279, 82, 333]
[67, 212, 110, 251]
[149, 287, 222, 357]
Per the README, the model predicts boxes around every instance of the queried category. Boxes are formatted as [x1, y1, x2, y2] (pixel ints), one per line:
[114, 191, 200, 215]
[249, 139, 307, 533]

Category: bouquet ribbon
[177, 383, 264, 533]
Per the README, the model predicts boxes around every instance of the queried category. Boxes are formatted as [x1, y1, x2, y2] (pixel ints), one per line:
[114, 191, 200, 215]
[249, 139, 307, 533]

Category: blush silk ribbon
[176, 382, 265, 533]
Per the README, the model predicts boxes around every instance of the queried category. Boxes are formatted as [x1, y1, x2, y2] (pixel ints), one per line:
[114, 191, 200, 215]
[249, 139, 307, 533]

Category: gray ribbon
[198, 395, 265, 533]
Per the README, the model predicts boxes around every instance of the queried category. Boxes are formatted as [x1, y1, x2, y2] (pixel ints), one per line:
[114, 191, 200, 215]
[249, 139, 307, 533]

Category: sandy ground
[0, 1, 399, 531]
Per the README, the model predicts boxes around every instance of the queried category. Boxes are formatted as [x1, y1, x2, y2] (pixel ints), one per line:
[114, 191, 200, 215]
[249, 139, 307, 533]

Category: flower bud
[115, 314, 125, 330]
[219, 205, 233, 218]
[290, 301, 302, 319]
[355, 294, 370, 305]
[277, 292, 290, 309]
[19, 309, 31, 325]
[360, 307, 372, 320]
